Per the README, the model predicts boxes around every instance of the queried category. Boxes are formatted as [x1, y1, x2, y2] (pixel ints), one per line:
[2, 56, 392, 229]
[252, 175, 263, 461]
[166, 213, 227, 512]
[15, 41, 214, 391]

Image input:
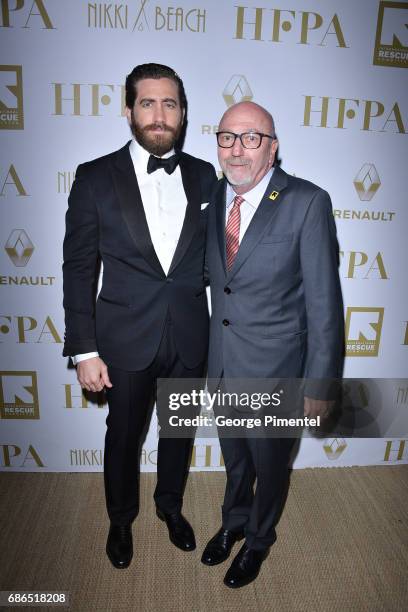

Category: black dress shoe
[224, 543, 269, 588]
[106, 524, 133, 569]
[201, 528, 244, 566]
[156, 510, 196, 551]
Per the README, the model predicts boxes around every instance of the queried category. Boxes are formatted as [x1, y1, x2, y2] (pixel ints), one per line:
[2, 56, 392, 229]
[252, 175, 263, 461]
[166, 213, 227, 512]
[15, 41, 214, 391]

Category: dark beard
[130, 114, 182, 156]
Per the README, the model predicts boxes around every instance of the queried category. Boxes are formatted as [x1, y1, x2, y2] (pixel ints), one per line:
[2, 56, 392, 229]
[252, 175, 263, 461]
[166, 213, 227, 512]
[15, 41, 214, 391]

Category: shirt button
[222, 319, 230, 326]
[224, 287, 231, 294]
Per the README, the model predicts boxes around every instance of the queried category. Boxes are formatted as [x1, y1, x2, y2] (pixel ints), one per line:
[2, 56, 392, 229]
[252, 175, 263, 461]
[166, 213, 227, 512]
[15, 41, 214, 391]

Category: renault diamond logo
[223, 75, 253, 107]
[345, 307, 384, 357]
[353, 164, 381, 201]
[0, 65, 24, 129]
[0, 371, 39, 419]
[323, 438, 347, 460]
[373, 1, 408, 68]
[5, 229, 34, 267]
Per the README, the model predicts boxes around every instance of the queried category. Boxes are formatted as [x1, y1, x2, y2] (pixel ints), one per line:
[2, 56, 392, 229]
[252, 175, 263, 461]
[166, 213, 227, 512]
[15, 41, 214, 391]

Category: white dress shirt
[225, 168, 274, 242]
[129, 139, 188, 274]
[73, 139, 188, 366]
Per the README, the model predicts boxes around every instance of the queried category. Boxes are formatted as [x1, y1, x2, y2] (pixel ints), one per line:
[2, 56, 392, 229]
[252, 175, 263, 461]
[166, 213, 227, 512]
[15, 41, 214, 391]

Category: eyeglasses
[216, 131, 275, 149]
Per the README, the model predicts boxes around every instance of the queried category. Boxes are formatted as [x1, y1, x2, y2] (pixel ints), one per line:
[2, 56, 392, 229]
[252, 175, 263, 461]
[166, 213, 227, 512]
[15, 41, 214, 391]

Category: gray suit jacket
[207, 166, 344, 394]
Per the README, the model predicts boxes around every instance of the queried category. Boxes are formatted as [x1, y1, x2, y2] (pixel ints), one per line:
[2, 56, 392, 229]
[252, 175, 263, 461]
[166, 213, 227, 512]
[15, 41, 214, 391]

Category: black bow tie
[147, 153, 180, 175]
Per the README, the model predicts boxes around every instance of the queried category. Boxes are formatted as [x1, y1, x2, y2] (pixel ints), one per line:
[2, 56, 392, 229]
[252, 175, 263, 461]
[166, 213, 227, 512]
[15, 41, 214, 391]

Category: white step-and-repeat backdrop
[1, 0, 407, 471]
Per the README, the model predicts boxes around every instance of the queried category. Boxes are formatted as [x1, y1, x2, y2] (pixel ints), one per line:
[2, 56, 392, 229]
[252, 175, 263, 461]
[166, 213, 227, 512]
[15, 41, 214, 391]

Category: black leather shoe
[201, 528, 244, 566]
[157, 510, 196, 551]
[224, 543, 269, 588]
[106, 524, 133, 569]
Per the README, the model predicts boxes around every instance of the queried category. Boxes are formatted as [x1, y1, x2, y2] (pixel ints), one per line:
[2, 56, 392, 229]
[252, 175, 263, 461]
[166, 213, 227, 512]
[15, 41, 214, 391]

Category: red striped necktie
[226, 195, 244, 270]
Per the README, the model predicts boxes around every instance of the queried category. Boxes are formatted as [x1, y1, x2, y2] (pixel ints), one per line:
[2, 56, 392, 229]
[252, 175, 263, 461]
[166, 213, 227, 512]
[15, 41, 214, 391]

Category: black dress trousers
[104, 315, 204, 525]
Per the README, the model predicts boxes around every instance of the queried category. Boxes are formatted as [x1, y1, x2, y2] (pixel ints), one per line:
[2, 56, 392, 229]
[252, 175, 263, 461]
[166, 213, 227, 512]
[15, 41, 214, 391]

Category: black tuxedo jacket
[63, 142, 217, 371]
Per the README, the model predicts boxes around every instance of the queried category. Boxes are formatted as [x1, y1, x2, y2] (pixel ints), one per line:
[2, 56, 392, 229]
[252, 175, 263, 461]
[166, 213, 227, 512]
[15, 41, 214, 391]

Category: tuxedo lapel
[110, 143, 165, 277]
[167, 153, 201, 275]
[227, 166, 289, 280]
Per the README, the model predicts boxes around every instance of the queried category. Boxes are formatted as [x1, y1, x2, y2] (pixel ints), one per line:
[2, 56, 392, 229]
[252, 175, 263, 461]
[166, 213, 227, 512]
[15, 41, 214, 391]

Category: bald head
[219, 101, 275, 138]
[217, 101, 278, 195]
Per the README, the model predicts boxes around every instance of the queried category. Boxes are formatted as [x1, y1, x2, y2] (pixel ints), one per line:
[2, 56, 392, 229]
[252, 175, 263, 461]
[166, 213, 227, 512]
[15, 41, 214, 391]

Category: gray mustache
[227, 159, 251, 166]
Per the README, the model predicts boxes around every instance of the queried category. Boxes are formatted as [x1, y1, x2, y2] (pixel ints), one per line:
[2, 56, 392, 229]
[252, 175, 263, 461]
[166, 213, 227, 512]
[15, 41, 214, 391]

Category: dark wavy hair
[125, 63, 187, 111]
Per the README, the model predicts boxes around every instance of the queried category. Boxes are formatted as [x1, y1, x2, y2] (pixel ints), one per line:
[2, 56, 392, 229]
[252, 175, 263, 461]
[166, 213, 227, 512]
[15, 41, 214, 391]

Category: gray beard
[223, 168, 252, 186]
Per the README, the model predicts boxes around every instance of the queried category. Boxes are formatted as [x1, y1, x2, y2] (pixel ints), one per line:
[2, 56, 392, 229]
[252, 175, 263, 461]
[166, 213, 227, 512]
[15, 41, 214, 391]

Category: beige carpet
[0, 467, 407, 612]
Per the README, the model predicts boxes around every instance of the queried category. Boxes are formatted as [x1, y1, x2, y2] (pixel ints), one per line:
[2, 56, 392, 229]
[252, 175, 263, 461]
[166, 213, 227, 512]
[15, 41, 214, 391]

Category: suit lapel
[215, 179, 228, 274]
[167, 153, 201, 275]
[227, 166, 289, 280]
[110, 143, 165, 277]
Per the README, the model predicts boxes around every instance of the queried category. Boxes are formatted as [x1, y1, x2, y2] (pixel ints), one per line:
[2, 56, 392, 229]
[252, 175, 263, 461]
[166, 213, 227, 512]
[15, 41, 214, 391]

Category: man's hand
[77, 357, 113, 393]
[304, 396, 334, 420]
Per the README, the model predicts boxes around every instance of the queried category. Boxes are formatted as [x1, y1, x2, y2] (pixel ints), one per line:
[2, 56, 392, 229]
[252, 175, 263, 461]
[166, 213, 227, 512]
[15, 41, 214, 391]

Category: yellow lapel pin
[269, 191, 279, 201]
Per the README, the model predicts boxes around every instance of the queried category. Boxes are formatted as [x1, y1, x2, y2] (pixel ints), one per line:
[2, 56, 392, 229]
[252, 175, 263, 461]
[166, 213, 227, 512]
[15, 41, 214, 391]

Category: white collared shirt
[225, 168, 274, 242]
[129, 139, 188, 275]
[73, 139, 188, 365]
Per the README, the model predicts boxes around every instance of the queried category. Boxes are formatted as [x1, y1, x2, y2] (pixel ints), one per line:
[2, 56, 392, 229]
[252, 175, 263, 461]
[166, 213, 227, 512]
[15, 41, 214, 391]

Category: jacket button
[166, 277, 173, 283]
[222, 319, 230, 326]
[224, 287, 231, 294]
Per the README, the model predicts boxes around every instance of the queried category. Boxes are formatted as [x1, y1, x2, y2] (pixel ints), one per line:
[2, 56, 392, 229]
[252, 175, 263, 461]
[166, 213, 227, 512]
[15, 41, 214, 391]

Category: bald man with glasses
[202, 101, 344, 588]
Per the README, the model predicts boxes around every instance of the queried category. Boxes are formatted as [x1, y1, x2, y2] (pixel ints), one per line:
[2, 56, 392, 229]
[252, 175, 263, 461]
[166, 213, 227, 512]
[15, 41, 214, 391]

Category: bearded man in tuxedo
[63, 63, 216, 569]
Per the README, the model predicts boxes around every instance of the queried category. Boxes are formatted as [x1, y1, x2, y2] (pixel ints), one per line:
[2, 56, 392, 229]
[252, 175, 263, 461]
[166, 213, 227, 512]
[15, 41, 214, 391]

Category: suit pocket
[259, 328, 307, 340]
[98, 295, 130, 308]
[260, 233, 293, 244]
